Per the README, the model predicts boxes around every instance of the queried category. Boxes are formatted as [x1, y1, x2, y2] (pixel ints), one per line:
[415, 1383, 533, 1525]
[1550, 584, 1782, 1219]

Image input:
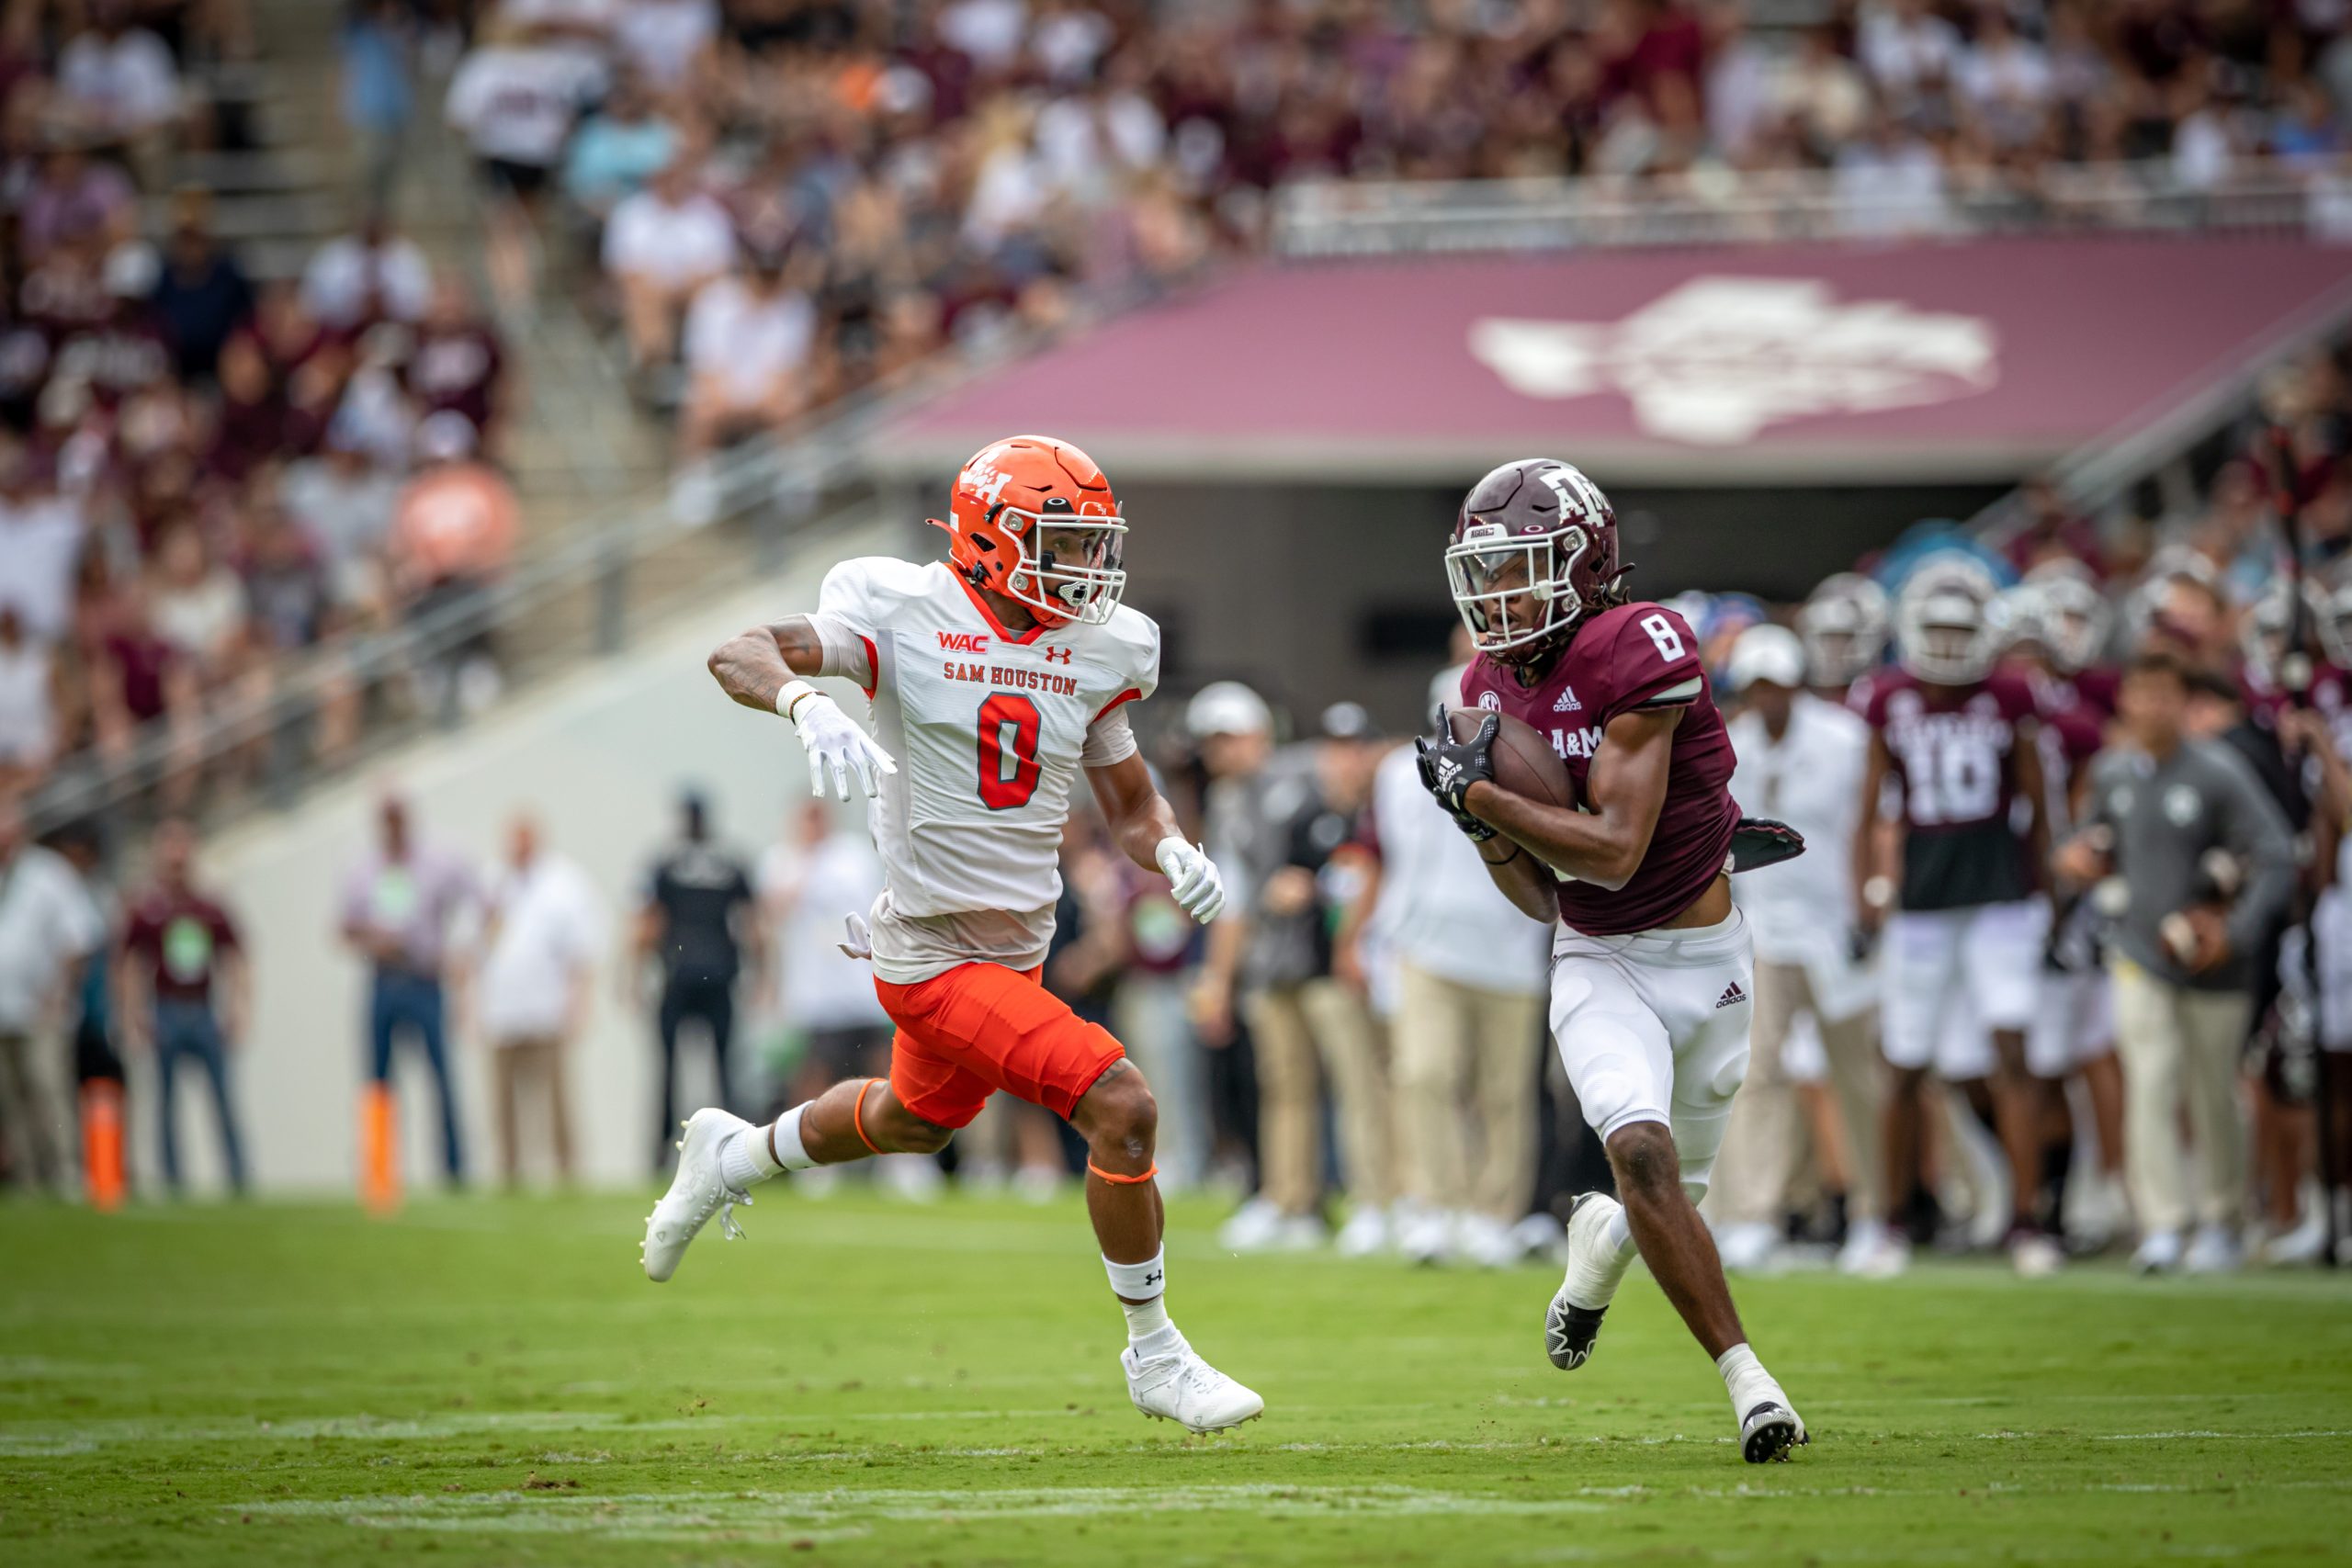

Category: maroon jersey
[2243, 660, 2352, 759]
[1460, 602, 1739, 936]
[1863, 668, 2041, 911]
[122, 888, 240, 1006]
[2021, 665, 2108, 835]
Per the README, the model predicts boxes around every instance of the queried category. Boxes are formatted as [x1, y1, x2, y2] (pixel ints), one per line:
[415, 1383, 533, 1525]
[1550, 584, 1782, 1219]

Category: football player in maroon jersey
[1416, 457, 1805, 1465]
[2002, 578, 2129, 1251]
[1851, 556, 2056, 1277]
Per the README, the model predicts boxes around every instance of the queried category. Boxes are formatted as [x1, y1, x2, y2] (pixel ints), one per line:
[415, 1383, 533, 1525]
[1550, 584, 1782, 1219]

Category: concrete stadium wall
[147, 514, 913, 1197]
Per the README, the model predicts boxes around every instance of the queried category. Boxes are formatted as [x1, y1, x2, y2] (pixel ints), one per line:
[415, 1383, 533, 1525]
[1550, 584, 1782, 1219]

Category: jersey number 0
[978, 692, 1044, 809]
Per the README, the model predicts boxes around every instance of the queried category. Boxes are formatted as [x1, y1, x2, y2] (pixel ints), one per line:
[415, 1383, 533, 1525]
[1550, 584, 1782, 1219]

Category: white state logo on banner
[1467, 276, 1997, 446]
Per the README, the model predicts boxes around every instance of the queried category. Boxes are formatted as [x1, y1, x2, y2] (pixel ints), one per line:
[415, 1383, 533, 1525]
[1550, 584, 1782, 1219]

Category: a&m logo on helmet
[1443, 457, 1624, 666]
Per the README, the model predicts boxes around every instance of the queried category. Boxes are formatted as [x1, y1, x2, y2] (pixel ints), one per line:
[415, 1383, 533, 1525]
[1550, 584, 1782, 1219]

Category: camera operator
[2058, 650, 2297, 1274]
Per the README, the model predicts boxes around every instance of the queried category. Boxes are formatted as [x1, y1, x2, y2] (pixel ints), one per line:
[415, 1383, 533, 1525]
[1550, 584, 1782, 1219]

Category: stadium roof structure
[868, 237, 2352, 486]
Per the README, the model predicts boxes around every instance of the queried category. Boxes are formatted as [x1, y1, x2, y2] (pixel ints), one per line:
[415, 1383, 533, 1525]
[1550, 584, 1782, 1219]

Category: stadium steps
[226, 0, 764, 711]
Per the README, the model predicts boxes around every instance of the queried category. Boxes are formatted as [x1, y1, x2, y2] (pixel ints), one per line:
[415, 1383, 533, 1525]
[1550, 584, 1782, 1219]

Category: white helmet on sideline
[1895, 554, 2005, 685]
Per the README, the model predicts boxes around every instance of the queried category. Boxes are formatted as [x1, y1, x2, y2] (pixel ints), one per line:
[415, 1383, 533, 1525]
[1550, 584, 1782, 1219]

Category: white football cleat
[1334, 1205, 1391, 1258]
[1835, 1218, 1890, 1276]
[1715, 1221, 1783, 1274]
[1125, 1339, 1265, 1434]
[1848, 1230, 1912, 1280]
[2183, 1224, 2243, 1275]
[641, 1107, 755, 1283]
[2010, 1230, 2066, 1279]
[1739, 1395, 1809, 1463]
[1544, 1191, 1628, 1371]
[2132, 1229, 2184, 1275]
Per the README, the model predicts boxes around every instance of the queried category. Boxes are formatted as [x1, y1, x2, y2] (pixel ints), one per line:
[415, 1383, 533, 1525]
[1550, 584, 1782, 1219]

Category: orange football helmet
[933, 434, 1126, 626]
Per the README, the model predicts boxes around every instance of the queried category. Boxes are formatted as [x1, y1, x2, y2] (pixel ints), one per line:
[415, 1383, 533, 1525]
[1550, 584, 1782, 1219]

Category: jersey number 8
[978, 692, 1044, 809]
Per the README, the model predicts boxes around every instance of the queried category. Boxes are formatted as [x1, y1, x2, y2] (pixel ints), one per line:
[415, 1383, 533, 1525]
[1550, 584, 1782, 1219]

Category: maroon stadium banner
[876, 239, 2352, 483]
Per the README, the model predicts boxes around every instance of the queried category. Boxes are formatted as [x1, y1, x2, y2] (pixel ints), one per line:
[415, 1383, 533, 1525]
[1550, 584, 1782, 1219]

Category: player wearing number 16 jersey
[641, 434, 1263, 1436]
[1851, 555, 2054, 1280]
[1417, 457, 1806, 1465]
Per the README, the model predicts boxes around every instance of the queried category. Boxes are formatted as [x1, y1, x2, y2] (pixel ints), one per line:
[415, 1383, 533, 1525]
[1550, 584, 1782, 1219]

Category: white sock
[1604, 1206, 1636, 1260]
[1715, 1342, 1781, 1414]
[719, 1106, 814, 1189]
[1104, 1251, 1181, 1359]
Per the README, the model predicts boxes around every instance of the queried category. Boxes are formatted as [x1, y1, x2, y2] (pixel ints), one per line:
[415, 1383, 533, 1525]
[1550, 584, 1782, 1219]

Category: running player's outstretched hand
[1155, 837, 1226, 924]
[780, 682, 899, 801]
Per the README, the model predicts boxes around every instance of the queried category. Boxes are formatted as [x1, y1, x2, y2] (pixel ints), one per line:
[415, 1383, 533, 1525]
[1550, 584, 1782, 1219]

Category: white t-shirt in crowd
[616, 0, 718, 88]
[938, 0, 1027, 69]
[475, 853, 605, 1041]
[603, 188, 736, 288]
[1727, 693, 1875, 1020]
[300, 235, 434, 329]
[1363, 741, 1551, 1003]
[56, 28, 180, 134]
[0, 845, 103, 1033]
[0, 640, 54, 766]
[758, 831, 890, 1032]
[684, 276, 816, 406]
[445, 44, 604, 166]
[152, 570, 246, 665]
[0, 496, 86, 644]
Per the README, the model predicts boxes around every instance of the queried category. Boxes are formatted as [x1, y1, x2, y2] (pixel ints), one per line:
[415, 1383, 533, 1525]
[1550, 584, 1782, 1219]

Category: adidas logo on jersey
[1554, 686, 1583, 713]
[1715, 982, 1747, 1010]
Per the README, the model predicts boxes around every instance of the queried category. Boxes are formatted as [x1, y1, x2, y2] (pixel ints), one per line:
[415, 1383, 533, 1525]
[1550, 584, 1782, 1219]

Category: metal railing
[1273, 158, 2341, 256]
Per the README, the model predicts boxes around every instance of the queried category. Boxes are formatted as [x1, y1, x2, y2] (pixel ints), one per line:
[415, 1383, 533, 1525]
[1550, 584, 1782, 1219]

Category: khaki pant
[1392, 964, 1544, 1221]
[2111, 960, 2248, 1235]
[492, 1035, 574, 1186]
[1712, 960, 1884, 1228]
[1245, 979, 1393, 1214]
[0, 1030, 66, 1190]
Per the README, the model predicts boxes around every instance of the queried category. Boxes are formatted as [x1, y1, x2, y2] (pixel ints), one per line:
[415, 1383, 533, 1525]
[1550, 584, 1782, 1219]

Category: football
[1451, 705, 1577, 810]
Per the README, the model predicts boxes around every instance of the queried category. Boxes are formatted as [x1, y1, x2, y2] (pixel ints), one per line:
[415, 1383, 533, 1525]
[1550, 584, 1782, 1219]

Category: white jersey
[808, 557, 1159, 983]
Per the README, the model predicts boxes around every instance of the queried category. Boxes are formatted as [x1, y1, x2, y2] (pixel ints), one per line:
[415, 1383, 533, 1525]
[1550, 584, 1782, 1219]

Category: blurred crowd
[0, 3, 525, 819]
[12, 0, 2352, 818]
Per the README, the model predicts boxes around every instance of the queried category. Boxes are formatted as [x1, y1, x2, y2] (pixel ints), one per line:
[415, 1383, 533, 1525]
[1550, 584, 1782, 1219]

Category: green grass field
[5, 1190, 2351, 1566]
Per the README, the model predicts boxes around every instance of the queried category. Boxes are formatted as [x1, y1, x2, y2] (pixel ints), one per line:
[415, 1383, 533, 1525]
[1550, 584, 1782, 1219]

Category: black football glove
[1727, 817, 1806, 873]
[1416, 705, 1499, 841]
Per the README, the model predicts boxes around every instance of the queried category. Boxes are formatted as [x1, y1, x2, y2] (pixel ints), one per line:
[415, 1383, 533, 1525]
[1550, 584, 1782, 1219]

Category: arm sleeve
[800, 559, 887, 690]
[2218, 751, 2298, 956]
[1080, 703, 1137, 767]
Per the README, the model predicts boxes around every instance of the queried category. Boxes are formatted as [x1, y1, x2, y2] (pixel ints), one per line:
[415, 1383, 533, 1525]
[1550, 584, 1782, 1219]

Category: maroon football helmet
[1444, 457, 1623, 665]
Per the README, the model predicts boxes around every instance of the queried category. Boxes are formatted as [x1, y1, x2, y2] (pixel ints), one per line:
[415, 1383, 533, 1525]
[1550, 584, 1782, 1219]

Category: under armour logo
[1715, 982, 1747, 1009]
[1554, 685, 1583, 713]
[1044, 646, 1073, 664]
[1144, 1269, 1163, 1288]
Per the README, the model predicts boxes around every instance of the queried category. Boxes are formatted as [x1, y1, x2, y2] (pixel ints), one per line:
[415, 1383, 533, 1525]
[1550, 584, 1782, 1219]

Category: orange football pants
[876, 962, 1127, 1130]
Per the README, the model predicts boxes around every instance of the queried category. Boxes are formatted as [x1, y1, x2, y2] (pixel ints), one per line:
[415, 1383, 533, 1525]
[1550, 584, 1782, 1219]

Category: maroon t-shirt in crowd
[1460, 602, 1740, 937]
[121, 888, 240, 1005]
[1862, 668, 2041, 911]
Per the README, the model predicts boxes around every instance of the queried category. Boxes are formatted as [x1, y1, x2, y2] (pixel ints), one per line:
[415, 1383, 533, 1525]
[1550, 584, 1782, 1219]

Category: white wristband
[775, 679, 818, 724]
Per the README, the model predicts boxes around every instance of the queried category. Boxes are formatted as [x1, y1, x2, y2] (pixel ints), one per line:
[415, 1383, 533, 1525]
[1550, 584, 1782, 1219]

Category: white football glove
[786, 688, 898, 801]
[1155, 836, 1226, 924]
[837, 911, 873, 961]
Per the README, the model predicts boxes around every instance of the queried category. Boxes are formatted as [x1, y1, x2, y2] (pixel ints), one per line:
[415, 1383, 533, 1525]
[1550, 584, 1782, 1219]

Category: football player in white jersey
[641, 434, 1262, 1434]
